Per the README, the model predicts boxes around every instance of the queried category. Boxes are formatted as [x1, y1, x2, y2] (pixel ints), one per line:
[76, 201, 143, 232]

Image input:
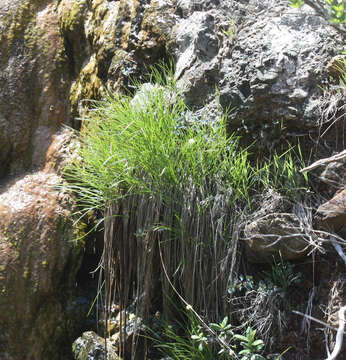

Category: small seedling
[234, 327, 266, 360]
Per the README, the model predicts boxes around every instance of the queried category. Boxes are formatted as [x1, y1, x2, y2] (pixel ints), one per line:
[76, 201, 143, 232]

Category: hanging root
[326, 305, 346, 360]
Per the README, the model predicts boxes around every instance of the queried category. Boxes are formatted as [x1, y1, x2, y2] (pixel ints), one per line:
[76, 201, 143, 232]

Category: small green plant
[257, 145, 308, 196]
[154, 314, 214, 360]
[210, 317, 234, 356]
[151, 310, 269, 360]
[191, 325, 209, 352]
[222, 18, 237, 40]
[263, 253, 302, 296]
[234, 327, 266, 360]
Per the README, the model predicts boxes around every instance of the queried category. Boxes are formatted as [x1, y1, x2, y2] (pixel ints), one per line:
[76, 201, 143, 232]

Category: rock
[0, 0, 72, 178]
[320, 158, 346, 191]
[171, 0, 342, 145]
[218, 2, 341, 136]
[0, 170, 82, 359]
[72, 331, 120, 360]
[109, 312, 145, 360]
[173, 10, 220, 106]
[243, 189, 309, 262]
[316, 189, 346, 236]
[58, 0, 176, 119]
[244, 213, 308, 263]
[300, 149, 346, 192]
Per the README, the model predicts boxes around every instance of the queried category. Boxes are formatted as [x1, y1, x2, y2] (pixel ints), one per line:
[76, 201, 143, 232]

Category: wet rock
[0, 0, 71, 177]
[316, 189, 346, 236]
[58, 0, 176, 119]
[72, 331, 120, 360]
[0, 170, 82, 359]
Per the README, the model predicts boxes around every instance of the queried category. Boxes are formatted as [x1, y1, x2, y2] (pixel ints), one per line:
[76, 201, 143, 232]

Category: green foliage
[209, 317, 234, 357]
[221, 18, 237, 40]
[228, 255, 301, 300]
[289, 0, 345, 25]
[257, 145, 308, 196]
[154, 313, 267, 360]
[65, 72, 308, 225]
[65, 79, 257, 220]
[234, 327, 265, 360]
[154, 313, 214, 360]
[263, 253, 302, 296]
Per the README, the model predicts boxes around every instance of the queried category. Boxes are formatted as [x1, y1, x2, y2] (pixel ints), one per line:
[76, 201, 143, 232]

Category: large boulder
[171, 0, 342, 148]
[0, 169, 82, 359]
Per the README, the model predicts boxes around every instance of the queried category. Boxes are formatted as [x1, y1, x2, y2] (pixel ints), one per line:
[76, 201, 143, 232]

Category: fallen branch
[300, 150, 346, 173]
[292, 310, 344, 334]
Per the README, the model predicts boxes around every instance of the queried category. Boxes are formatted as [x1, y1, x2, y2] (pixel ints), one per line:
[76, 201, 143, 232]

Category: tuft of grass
[64, 82, 260, 219]
[256, 144, 308, 197]
[66, 85, 308, 221]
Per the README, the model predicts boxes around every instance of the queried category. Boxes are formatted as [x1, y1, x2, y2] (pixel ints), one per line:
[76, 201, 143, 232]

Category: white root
[326, 305, 346, 360]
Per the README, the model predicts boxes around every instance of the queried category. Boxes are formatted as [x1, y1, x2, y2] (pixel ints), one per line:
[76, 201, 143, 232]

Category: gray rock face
[171, 0, 342, 144]
[173, 10, 220, 106]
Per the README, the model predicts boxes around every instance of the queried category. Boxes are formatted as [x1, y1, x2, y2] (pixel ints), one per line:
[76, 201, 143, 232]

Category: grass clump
[64, 68, 310, 358]
[65, 83, 258, 217]
[66, 83, 308, 220]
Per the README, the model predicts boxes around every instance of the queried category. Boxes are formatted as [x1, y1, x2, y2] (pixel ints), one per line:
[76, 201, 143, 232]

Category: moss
[59, 0, 88, 33]
[23, 266, 29, 279]
[0, 1, 35, 63]
[69, 56, 104, 117]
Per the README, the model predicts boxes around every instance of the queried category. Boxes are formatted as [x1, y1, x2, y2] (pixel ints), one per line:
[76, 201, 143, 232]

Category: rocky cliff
[0, 0, 344, 359]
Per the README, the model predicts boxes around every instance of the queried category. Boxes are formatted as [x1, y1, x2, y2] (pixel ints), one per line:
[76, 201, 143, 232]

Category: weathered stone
[243, 189, 310, 262]
[300, 149, 346, 192]
[218, 2, 341, 135]
[58, 0, 176, 119]
[173, 10, 220, 106]
[244, 213, 308, 263]
[316, 189, 346, 235]
[0, 170, 82, 359]
[320, 159, 346, 190]
[0, 0, 72, 177]
[72, 331, 120, 360]
[171, 0, 342, 147]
